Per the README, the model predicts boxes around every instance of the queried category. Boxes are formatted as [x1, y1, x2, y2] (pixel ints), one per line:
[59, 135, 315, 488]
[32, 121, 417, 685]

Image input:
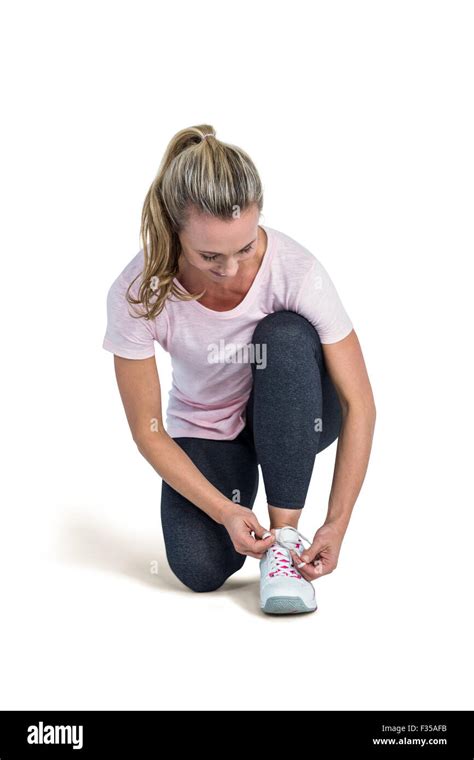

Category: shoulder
[266, 226, 318, 276]
[107, 249, 147, 302]
[263, 225, 319, 298]
[105, 247, 168, 320]
[103, 247, 170, 359]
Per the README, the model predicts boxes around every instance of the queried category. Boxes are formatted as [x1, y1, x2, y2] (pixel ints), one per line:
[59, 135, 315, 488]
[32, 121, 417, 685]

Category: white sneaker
[260, 526, 317, 614]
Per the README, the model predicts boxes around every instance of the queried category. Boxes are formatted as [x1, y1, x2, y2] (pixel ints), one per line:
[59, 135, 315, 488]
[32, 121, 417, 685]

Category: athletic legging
[160, 310, 343, 592]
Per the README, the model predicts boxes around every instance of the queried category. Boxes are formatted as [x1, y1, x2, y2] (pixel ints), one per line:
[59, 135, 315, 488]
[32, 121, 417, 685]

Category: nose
[216, 264, 239, 277]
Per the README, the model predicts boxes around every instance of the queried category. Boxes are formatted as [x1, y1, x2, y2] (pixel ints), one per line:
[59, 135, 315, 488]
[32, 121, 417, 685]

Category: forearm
[135, 430, 235, 525]
[324, 402, 376, 534]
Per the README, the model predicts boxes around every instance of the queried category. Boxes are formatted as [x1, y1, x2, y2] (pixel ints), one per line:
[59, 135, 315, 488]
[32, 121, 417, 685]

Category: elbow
[365, 399, 377, 434]
[370, 401, 377, 432]
[363, 396, 377, 429]
[369, 388, 377, 425]
[133, 425, 168, 454]
[341, 395, 376, 429]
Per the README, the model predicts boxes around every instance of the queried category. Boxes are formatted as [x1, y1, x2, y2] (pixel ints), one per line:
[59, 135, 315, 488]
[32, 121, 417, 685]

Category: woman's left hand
[290, 522, 345, 581]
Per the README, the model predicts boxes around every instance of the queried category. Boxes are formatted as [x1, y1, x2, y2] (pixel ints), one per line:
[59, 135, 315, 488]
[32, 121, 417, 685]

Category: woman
[103, 124, 376, 615]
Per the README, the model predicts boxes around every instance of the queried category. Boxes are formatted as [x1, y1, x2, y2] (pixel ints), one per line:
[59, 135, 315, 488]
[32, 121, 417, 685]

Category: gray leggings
[160, 310, 342, 592]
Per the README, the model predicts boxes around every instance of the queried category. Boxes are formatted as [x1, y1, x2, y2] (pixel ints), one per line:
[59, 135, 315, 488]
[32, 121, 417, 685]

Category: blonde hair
[126, 124, 264, 320]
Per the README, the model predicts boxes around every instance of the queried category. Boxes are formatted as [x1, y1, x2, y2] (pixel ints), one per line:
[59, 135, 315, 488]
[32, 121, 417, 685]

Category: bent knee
[185, 576, 227, 593]
[252, 310, 320, 349]
[168, 560, 241, 594]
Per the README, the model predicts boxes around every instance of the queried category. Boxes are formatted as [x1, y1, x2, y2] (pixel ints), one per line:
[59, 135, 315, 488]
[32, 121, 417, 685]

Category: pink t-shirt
[103, 224, 353, 440]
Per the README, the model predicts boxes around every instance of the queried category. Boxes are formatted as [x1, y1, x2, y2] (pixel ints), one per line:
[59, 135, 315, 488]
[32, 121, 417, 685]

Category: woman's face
[177, 204, 262, 283]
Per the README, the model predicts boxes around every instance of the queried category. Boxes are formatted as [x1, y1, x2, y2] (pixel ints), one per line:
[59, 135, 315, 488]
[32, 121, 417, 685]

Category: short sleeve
[295, 258, 353, 344]
[102, 265, 156, 360]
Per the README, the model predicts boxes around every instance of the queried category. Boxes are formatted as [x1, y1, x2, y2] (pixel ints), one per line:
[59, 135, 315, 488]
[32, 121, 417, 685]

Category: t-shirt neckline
[172, 224, 274, 319]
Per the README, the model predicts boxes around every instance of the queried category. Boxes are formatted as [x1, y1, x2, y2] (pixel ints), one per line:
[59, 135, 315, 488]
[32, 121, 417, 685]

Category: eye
[201, 244, 254, 262]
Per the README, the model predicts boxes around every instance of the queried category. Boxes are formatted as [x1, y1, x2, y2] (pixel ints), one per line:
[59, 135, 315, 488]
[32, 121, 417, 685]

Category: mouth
[210, 270, 228, 278]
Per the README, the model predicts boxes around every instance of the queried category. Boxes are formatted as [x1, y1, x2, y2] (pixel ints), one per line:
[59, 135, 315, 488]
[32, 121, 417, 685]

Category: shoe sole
[261, 596, 317, 615]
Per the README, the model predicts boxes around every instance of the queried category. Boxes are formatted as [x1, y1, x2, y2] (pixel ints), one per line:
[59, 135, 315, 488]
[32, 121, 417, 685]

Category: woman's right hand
[221, 505, 275, 559]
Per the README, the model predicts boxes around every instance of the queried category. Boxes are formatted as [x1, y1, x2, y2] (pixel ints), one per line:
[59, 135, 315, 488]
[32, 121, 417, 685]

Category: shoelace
[267, 528, 311, 579]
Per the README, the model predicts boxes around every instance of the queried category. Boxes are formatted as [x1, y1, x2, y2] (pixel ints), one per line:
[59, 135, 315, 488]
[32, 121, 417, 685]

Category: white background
[1, 0, 473, 710]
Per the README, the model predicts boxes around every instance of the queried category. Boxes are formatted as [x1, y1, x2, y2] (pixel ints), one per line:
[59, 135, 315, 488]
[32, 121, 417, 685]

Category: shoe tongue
[277, 527, 302, 551]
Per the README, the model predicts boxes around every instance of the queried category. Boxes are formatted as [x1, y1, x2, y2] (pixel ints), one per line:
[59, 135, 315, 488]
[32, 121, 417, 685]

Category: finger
[245, 551, 266, 560]
[290, 549, 309, 569]
[290, 550, 319, 580]
[249, 527, 275, 550]
[247, 513, 273, 538]
[250, 537, 275, 553]
[299, 542, 323, 565]
[295, 551, 330, 579]
[312, 558, 327, 577]
[300, 563, 319, 581]
[250, 529, 274, 542]
[251, 523, 275, 540]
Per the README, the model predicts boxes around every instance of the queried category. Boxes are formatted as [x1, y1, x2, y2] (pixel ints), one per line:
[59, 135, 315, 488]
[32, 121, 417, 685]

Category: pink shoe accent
[266, 545, 304, 580]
